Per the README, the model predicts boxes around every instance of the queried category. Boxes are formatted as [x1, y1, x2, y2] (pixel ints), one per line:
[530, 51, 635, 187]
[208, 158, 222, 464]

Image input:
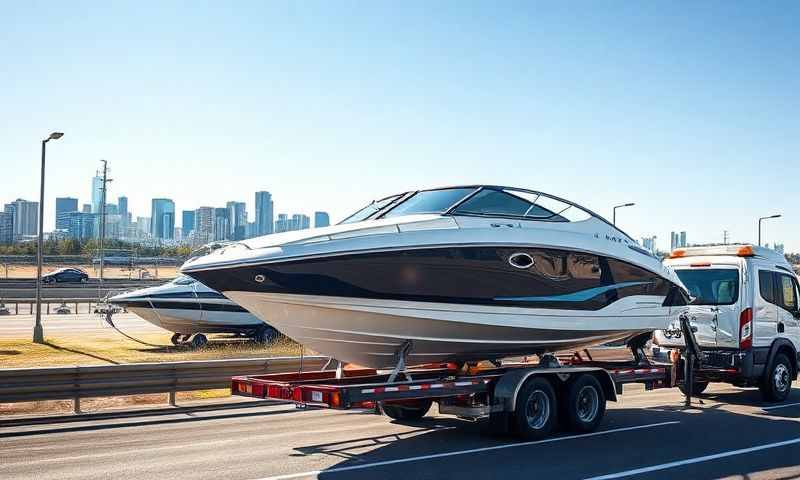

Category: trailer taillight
[739, 307, 753, 349]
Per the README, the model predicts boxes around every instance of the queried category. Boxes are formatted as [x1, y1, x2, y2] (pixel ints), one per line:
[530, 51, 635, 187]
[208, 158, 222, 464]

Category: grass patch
[0, 333, 302, 368]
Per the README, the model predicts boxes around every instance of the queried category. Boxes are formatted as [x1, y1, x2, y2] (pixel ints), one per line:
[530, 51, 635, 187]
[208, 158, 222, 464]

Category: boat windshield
[382, 188, 477, 219]
[452, 188, 592, 222]
[340, 194, 404, 224]
[171, 275, 196, 286]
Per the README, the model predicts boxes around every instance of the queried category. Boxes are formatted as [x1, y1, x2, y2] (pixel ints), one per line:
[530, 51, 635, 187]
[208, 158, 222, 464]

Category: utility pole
[723, 230, 729, 245]
[98, 160, 112, 284]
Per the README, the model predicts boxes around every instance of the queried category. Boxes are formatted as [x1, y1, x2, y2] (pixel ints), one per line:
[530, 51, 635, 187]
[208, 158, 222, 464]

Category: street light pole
[612, 202, 635, 226]
[758, 214, 781, 247]
[34, 132, 64, 344]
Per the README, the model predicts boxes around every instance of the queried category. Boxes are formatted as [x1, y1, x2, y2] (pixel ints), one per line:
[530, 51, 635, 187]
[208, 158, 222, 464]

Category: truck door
[754, 270, 779, 347]
[775, 273, 800, 346]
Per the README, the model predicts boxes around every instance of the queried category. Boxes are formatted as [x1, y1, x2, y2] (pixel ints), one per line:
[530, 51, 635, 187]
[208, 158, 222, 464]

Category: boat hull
[225, 291, 671, 368]
[125, 304, 264, 335]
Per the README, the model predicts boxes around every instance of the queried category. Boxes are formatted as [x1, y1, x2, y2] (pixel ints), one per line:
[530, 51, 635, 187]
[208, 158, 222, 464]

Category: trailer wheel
[760, 353, 792, 402]
[382, 399, 433, 421]
[677, 381, 709, 396]
[253, 326, 279, 345]
[513, 377, 557, 440]
[563, 374, 606, 433]
[170, 333, 182, 346]
[190, 333, 208, 349]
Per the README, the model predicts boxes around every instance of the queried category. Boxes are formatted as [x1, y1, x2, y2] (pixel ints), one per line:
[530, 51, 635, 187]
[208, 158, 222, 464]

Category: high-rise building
[193, 207, 214, 245]
[64, 212, 97, 240]
[5, 199, 38, 239]
[213, 208, 229, 241]
[227, 201, 247, 240]
[82, 203, 92, 213]
[182, 210, 196, 236]
[314, 211, 330, 228]
[679, 231, 687, 248]
[150, 198, 175, 240]
[274, 213, 289, 233]
[245, 221, 257, 239]
[641, 236, 657, 253]
[55, 197, 78, 230]
[290, 214, 310, 231]
[118, 196, 128, 227]
[136, 217, 151, 236]
[0, 212, 12, 244]
[670, 231, 678, 251]
[91, 174, 103, 213]
[105, 203, 119, 215]
[255, 191, 274, 236]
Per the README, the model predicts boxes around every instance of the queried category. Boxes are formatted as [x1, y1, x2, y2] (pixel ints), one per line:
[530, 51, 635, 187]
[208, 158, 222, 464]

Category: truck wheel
[563, 374, 606, 433]
[760, 353, 793, 402]
[190, 333, 208, 349]
[678, 381, 709, 396]
[513, 377, 557, 440]
[382, 399, 432, 421]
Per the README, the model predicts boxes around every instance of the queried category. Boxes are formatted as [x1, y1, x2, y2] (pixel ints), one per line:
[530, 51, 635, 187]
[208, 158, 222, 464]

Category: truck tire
[678, 381, 709, 396]
[513, 377, 557, 440]
[760, 353, 793, 402]
[563, 374, 606, 433]
[382, 399, 432, 421]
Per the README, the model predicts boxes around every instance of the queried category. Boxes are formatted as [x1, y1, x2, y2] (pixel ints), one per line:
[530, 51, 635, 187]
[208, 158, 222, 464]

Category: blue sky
[1, 1, 798, 251]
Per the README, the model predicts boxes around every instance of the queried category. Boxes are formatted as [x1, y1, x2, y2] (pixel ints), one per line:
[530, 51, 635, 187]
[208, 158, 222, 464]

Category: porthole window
[509, 252, 535, 269]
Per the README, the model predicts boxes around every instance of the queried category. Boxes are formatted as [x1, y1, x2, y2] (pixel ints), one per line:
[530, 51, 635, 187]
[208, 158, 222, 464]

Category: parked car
[654, 244, 800, 401]
[41, 268, 89, 284]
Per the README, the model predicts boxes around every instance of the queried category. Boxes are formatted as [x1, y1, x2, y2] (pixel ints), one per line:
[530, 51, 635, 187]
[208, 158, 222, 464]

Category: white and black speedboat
[181, 185, 689, 367]
[108, 276, 277, 347]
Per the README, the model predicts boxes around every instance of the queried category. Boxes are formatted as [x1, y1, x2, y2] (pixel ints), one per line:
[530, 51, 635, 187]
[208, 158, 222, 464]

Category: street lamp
[758, 214, 781, 247]
[612, 202, 635, 225]
[33, 132, 64, 344]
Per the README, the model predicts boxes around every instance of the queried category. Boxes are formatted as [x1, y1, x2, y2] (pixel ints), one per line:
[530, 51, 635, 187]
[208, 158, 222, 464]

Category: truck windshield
[675, 268, 739, 305]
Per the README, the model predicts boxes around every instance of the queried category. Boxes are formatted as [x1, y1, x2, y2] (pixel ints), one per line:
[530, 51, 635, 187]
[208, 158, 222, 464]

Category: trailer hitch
[679, 311, 704, 408]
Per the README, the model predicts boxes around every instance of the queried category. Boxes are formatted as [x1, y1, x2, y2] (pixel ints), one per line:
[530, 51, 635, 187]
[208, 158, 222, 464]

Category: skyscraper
[290, 214, 310, 231]
[274, 213, 289, 233]
[118, 196, 128, 228]
[194, 207, 214, 245]
[150, 198, 175, 240]
[670, 231, 678, 251]
[55, 197, 78, 230]
[255, 191, 274, 236]
[213, 208, 229, 241]
[5, 199, 38, 239]
[82, 204, 92, 214]
[679, 231, 687, 248]
[91, 174, 103, 213]
[227, 201, 247, 240]
[0, 212, 12, 244]
[182, 210, 196, 236]
[314, 211, 330, 228]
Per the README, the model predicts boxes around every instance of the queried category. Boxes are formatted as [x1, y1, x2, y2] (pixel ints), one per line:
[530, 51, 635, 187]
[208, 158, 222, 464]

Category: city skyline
[1, 3, 798, 250]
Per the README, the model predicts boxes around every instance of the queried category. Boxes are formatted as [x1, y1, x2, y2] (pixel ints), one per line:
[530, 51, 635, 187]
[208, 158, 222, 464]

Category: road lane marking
[584, 437, 800, 480]
[253, 421, 680, 480]
[763, 402, 800, 411]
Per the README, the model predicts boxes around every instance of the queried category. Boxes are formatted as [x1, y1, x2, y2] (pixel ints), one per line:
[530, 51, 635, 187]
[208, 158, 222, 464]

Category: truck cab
[654, 244, 800, 401]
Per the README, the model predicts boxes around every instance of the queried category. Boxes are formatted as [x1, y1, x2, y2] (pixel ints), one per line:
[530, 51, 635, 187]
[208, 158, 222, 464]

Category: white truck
[655, 244, 800, 401]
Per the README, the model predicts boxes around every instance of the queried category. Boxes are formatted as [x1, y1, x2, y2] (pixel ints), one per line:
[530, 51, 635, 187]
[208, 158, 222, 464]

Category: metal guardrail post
[74, 396, 81, 414]
[168, 391, 176, 406]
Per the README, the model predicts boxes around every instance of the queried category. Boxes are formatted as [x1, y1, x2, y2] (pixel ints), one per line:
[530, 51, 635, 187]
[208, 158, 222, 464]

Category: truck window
[778, 274, 798, 312]
[674, 268, 739, 305]
[759, 270, 775, 303]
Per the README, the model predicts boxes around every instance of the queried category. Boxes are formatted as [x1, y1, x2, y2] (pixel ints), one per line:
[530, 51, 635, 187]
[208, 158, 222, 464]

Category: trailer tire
[677, 381, 709, 396]
[760, 353, 792, 402]
[170, 333, 182, 346]
[382, 399, 432, 421]
[513, 377, 557, 440]
[253, 326, 279, 345]
[190, 333, 208, 349]
[563, 374, 605, 433]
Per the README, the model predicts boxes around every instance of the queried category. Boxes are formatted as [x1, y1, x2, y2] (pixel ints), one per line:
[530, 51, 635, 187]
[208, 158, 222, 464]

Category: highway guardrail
[0, 356, 329, 413]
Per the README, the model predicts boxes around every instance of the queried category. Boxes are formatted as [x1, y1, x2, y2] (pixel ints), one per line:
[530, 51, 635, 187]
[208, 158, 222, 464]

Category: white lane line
[585, 437, 800, 480]
[253, 421, 679, 480]
[763, 401, 800, 411]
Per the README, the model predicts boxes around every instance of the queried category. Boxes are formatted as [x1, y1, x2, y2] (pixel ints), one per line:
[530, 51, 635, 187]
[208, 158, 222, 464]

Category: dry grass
[0, 333, 302, 368]
[2, 264, 179, 280]
[0, 333, 304, 416]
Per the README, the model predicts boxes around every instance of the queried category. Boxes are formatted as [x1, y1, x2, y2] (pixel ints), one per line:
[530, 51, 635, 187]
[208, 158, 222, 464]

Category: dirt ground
[1, 263, 179, 280]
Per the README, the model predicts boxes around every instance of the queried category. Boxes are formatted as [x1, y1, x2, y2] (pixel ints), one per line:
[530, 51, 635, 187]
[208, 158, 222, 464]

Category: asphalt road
[1, 383, 798, 480]
[0, 279, 161, 300]
[0, 313, 162, 337]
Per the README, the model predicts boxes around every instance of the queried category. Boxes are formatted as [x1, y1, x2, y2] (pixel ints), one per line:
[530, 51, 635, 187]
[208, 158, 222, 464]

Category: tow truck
[230, 314, 713, 439]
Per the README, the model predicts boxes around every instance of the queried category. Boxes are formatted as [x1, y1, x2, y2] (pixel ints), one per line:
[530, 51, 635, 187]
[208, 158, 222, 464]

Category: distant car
[41, 268, 89, 284]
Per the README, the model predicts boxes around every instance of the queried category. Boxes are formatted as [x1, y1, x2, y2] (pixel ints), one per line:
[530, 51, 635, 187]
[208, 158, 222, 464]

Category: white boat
[108, 275, 277, 347]
[181, 185, 689, 367]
